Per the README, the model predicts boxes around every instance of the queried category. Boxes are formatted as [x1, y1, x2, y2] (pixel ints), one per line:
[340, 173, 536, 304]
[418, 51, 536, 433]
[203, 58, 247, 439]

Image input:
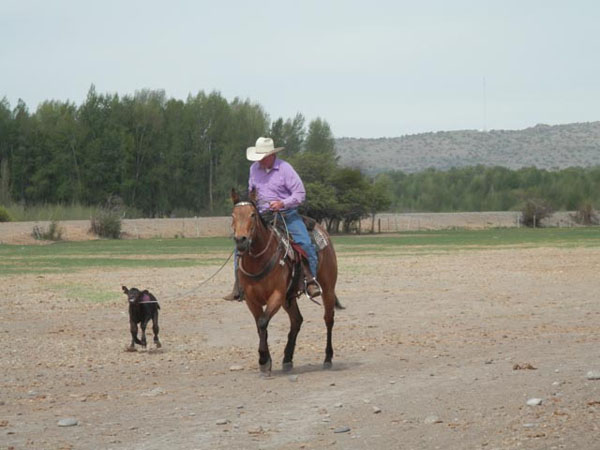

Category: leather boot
[306, 278, 321, 298]
[223, 276, 242, 301]
[302, 261, 321, 298]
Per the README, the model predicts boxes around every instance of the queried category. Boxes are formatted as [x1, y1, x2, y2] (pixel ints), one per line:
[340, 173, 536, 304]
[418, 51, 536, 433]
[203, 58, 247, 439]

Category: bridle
[233, 201, 283, 280]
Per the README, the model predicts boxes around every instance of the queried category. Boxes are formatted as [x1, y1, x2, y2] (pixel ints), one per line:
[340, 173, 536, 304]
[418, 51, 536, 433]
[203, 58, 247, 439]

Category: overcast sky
[2, 0, 599, 138]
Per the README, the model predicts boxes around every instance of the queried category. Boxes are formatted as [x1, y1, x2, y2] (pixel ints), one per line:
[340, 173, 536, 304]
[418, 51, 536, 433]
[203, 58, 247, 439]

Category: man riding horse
[223, 137, 321, 301]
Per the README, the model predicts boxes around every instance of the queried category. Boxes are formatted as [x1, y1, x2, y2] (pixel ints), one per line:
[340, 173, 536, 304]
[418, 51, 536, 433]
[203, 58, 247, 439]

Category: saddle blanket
[311, 228, 329, 250]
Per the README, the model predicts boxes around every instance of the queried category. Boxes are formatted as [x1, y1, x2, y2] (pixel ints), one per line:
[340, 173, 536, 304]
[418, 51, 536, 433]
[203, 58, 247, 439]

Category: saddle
[260, 212, 328, 304]
[261, 212, 328, 262]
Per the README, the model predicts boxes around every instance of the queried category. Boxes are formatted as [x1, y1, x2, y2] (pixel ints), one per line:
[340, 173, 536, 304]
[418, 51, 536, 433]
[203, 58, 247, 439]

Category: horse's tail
[334, 295, 345, 310]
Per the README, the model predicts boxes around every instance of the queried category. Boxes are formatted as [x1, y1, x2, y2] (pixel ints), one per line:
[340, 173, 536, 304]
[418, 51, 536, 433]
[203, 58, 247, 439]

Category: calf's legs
[152, 312, 161, 348]
[129, 321, 143, 350]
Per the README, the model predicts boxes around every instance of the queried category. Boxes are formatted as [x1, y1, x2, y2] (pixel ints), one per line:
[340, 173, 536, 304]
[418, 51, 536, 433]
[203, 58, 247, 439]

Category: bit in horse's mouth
[235, 239, 250, 254]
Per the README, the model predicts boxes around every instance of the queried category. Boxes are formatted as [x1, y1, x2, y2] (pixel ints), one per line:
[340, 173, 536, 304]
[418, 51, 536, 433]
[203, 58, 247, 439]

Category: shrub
[89, 195, 123, 239]
[520, 198, 553, 228]
[571, 202, 599, 225]
[90, 209, 122, 239]
[0, 205, 13, 222]
[32, 220, 63, 241]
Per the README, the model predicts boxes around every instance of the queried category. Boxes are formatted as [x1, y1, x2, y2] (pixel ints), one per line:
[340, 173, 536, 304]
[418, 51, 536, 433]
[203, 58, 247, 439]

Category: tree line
[380, 165, 600, 213]
[1, 87, 598, 231]
[1, 87, 269, 216]
[0, 87, 389, 232]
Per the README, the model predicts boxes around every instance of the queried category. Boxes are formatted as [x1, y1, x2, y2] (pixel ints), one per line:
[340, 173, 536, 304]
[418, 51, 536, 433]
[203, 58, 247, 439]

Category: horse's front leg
[246, 300, 272, 374]
[256, 320, 271, 374]
[249, 295, 282, 375]
[282, 298, 303, 372]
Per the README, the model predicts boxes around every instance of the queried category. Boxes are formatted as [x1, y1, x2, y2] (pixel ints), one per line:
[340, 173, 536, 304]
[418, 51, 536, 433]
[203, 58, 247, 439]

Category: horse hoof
[323, 361, 332, 370]
[260, 360, 272, 374]
[282, 362, 293, 372]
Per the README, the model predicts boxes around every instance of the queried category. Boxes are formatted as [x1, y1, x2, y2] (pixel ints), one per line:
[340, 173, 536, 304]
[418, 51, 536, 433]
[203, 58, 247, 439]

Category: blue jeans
[234, 209, 318, 278]
[280, 209, 318, 277]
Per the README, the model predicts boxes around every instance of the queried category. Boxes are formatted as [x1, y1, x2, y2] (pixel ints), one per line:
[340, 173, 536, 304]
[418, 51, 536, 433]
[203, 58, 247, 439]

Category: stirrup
[304, 279, 322, 305]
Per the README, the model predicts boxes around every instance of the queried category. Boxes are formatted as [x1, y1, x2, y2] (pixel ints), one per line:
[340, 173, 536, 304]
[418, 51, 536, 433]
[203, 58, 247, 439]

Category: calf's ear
[122, 286, 128, 294]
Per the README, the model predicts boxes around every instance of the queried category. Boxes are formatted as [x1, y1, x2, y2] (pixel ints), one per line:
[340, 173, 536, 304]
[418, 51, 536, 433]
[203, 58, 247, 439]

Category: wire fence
[0, 211, 584, 244]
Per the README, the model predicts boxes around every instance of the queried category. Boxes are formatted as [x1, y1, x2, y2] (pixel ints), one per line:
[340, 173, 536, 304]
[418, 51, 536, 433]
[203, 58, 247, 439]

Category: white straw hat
[246, 137, 284, 161]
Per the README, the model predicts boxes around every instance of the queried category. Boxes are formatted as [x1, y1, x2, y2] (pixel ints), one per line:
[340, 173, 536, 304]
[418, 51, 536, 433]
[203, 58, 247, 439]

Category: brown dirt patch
[2, 243, 600, 449]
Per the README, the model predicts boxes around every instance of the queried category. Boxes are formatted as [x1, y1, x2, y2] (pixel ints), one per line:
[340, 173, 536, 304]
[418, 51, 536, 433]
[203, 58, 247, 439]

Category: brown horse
[230, 188, 342, 374]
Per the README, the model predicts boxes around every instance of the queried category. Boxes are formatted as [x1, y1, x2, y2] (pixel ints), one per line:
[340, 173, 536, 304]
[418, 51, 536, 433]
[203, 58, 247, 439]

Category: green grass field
[1, 228, 599, 276]
[333, 227, 600, 252]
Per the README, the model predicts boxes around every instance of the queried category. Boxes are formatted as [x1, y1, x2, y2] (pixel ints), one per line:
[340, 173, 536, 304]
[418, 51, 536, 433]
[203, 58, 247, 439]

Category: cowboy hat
[246, 137, 284, 161]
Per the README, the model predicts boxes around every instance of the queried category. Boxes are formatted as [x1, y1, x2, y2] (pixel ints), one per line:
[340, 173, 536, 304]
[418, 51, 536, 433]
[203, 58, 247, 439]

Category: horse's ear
[231, 188, 240, 205]
[249, 187, 257, 204]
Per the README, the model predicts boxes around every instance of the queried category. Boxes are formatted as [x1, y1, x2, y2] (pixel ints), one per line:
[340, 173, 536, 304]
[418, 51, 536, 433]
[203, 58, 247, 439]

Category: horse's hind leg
[282, 299, 303, 372]
[321, 289, 336, 369]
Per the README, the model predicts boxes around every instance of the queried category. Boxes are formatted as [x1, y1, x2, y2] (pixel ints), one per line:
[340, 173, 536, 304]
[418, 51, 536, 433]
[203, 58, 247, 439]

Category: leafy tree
[367, 174, 393, 232]
[270, 113, 305, 156]
[0, 100, 13, 204]
[331, 167, 371, 233]
[0, 98, 13, 204]
[77, 86, 126, 206]
[121, 89, 166, 215]
[216, 98, 269, 213]
[304, 118, 336, 158]
[28, 100, 80, 203]
[10, 99, 36, 203]
[301, 181, 338, 224]
[289, 151, 337, 185]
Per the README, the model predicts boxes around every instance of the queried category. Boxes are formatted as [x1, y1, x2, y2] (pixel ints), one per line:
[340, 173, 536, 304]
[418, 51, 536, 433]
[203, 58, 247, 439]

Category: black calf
[122, 286, 161, 350]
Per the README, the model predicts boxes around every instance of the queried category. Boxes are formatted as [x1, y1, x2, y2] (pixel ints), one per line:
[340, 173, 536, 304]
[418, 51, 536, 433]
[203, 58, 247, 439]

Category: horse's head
[231, 188, 260, 254]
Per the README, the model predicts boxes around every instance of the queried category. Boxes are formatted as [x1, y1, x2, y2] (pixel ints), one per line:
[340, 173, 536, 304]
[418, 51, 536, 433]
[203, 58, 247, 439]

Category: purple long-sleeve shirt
[248, 158, 306, 213]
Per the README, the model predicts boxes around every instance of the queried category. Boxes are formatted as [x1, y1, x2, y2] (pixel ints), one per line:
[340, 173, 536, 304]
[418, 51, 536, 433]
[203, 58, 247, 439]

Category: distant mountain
[335, 122, 600, 174]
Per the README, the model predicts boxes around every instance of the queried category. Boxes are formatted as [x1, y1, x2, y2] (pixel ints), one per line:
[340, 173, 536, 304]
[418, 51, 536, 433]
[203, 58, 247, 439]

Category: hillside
[335, 122, 600, 174]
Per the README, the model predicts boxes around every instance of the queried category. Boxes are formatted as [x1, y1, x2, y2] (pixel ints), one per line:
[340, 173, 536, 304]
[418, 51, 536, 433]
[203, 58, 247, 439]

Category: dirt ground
[2, 229, 600, 449]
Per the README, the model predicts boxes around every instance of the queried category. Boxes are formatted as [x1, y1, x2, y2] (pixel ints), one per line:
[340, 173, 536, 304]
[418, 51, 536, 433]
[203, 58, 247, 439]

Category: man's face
[259, 154, 276, 169]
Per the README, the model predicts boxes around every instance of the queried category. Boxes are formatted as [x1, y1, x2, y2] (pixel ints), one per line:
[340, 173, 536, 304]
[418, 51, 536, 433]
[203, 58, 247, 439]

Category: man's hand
[269, 200, 285, 211]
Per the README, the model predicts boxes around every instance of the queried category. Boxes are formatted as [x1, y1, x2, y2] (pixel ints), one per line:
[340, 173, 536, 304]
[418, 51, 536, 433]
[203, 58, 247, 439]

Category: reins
[249, 214, 278, 257]
[237, 245, 282, 280]
[235, 202, 285, 281]
[157, 248, 235, 302]
[232, 202, 321, 306]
